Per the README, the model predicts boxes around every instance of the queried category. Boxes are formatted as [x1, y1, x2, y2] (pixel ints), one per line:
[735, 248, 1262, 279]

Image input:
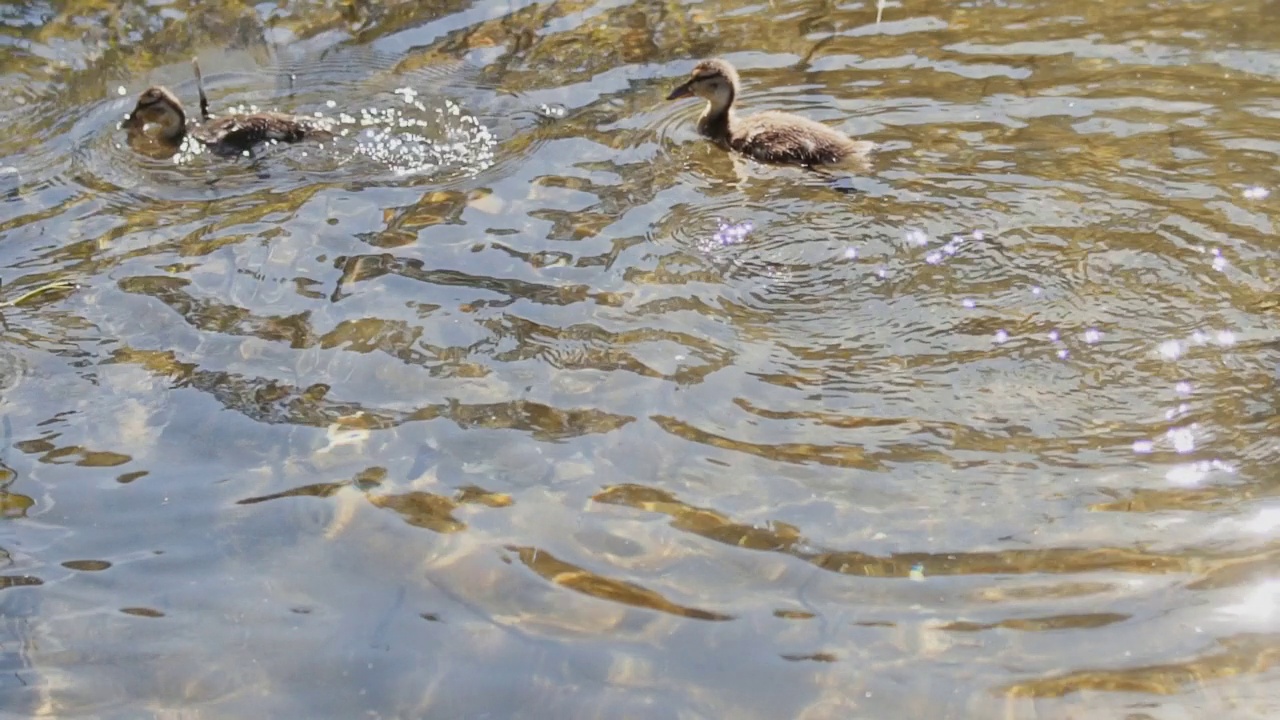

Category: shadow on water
[1, 0, 1280, 717]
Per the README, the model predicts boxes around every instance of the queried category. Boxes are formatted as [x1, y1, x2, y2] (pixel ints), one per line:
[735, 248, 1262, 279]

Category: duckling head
[666, 59, 739, 110]
[123, 86, 187, 143]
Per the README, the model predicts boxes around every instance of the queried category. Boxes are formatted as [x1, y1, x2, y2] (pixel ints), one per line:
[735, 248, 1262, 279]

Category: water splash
[341, 94, 496, 176]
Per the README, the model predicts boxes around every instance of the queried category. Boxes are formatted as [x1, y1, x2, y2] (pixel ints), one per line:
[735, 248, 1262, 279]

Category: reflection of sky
[1217, 579, 1280, 623]
[1243, 508, 1280, 535]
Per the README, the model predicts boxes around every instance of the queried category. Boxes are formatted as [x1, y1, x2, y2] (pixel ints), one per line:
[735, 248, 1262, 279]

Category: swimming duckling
[122, 59, 332, 156]
[666, 59, 872, 168]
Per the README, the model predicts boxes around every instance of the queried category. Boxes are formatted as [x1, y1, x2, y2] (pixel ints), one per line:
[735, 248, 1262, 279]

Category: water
[1, 0, 1279, 717]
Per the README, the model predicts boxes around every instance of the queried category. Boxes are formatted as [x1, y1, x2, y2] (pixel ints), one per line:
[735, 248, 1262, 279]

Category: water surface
[2, 0, 1279, 717]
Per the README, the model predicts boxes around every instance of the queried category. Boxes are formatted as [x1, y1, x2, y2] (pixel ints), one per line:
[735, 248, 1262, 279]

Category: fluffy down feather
[729, 111, 872, 167]
[668, 58, 872, 168]
[192, 112, 333, 155]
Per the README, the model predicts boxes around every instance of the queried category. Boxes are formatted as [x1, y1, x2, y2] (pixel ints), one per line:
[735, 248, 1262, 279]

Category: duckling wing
[732, 111, 870, 167]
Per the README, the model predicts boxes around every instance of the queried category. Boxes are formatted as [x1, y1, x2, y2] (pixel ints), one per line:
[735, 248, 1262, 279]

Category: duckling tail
[191, 57, 210, 122]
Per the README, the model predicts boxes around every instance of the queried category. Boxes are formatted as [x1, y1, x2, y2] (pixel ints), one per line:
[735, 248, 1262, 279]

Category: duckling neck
[696, 92, 736, 142]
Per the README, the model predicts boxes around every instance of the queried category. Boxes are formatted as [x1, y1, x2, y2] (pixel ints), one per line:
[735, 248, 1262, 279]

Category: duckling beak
[666, 81, 694, 101]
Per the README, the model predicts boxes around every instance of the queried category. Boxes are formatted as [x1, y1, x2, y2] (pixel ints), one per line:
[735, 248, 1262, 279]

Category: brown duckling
[666, 58, 872, 168]
[122, 59, 332, 156]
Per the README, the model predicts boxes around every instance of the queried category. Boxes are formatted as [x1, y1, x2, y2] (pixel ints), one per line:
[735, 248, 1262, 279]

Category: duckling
[666, 58, 872, 168]
[122, 59, 332, 156]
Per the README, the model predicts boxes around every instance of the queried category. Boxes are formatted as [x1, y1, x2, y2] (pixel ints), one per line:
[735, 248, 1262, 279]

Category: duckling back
[730, 111, 872, 167]
[191, 112, 334, 155]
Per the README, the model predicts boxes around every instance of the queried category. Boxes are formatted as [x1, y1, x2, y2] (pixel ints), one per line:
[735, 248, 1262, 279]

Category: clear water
[1, 0, 1279, 717]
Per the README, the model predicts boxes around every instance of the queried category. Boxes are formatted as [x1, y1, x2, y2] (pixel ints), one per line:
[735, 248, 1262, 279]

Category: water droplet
[1166, 427, 1196, 454]
[117, 86, 127, 96]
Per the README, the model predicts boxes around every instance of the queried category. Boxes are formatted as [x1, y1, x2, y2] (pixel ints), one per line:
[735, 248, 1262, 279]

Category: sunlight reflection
[1217, 579, 1280, 623]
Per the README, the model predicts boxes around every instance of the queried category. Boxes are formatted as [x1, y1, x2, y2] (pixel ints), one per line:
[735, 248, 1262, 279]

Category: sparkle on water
[710, 220, 754, 247]
[1167, 426, 1197, 454]
[536, 103, 568, 119]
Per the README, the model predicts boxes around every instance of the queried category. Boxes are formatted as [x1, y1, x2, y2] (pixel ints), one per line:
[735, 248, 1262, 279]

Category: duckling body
[667, 59, 871, 168]
[122, 67, 331, 156]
